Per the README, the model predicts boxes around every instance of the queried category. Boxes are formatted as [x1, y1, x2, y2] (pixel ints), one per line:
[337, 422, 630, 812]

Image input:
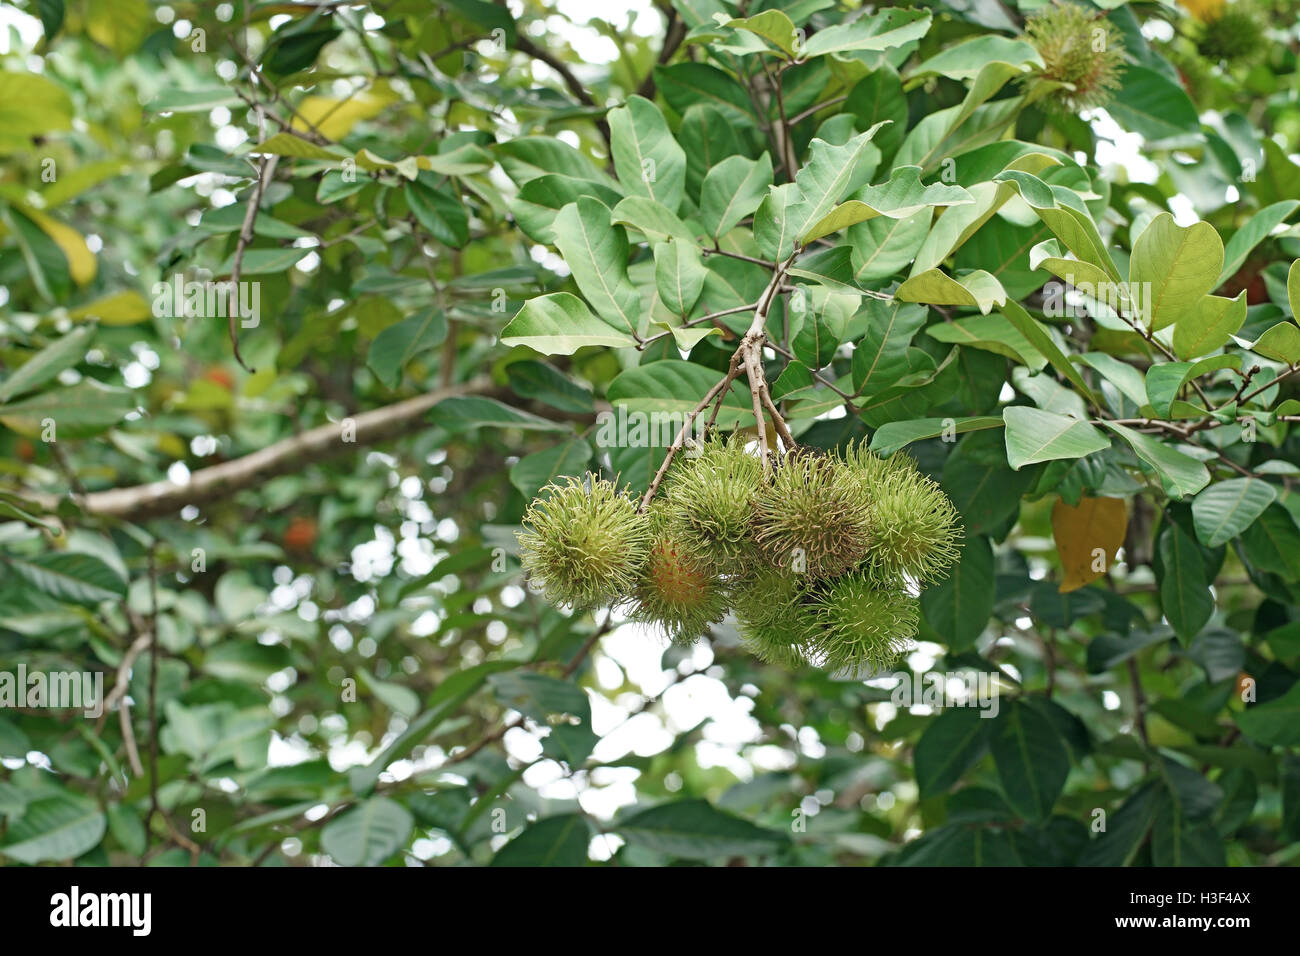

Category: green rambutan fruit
[845, 444, 962, 585]
[752, 452, 874, 580]
[626, 530, 731, 643]
[517, 474, 651, 608]
[806, 574, 919, 677]
[660, 434, 764, 574]
[732, 566, 819, 667]
[1023, 1, 1125, 113]
[1196, 10, 1264, 64]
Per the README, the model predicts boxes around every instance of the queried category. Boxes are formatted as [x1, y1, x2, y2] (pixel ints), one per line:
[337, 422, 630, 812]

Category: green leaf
[1251, 321, 1300, 364]
[654, 239, 707, 316]
[869, 416, 1003, 455]
[910, 35, 1043, 80]
[723, 9, 799, 57]
[0, 792, 105, 864]
[406, 179, 469, 248]
[1002, 406, 1109, 470]
[608, 95, 687, 212]
[757, 128, 886, 259]
[926, 313, 1044, 366]
[1101, 422, 1210, 499]
[1109, 63, 1200, 143]
[849, 207, 930, 282]
[510, 173, 622, 244]
[366, 308, 447, 389]
[320, 797, 413, 867]
[551, 197, 642, 338]
[606, 359, 752, 427]
[0, 325, 94, 403]
[803, 165, 972, 243]
[615, 799, 788, 860]
[699, 153, 772, 240]
[491, 813, 591, 866]
[488, 671, 589, 723]
[1157, 521, 1213, 645]
[1236, 681, 1300, 746]
[1240, 504, 1300, 581]
[995, 171, 1120, 284]
[801, 7, 931, 57]
[506, 361, 593, 414]
[1129, 213, 1224, 332]
[920, 535, 994, 652]
[5, 552, 127, 605]
[1001, 301, 1103, 406]
[852, 300, 929, 396]
[1217, 200, 1299, 285]
[897, 269, 1006, 315]
[1171, 292, 1247, 360]
[1191, 477, 1277, 548]
[428, 396, 569, 433]
[914, 707, 992, 798]
[500, 293, 639, 354]
[989, 700, 1070, 822]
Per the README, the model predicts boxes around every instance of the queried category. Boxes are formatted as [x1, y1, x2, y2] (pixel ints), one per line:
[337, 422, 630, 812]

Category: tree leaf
[1129, 213, 1224, 332]
[989, 700, 1070, 822]
[551, 197, 642, 337]
[320, 797, 413, 867]
[0, 325, 94, 403]
[1191, 477, 1277, 548]
[0, 792, 105, 864]
[914, 707, 992, 798]
[367, 308, 447, 389]
[1102, 422, 1211, 500]
[920, 535, 994, 651]
[500, 293, 639, 354]
[1157, 520, 1213, 645]
[608, 95, 686, 212]
[653, 239, 707, 316]
[6, 552, 127, 605]
[615, 799, 787, 860]
[491, 813, 591, 866]
[1052, 496, 1126, 593]
[869, 416, 1003, 455]
[1002, 406, 1109, 470]
[699, 153, 772, 240]
[1171, 292, 1247, 360]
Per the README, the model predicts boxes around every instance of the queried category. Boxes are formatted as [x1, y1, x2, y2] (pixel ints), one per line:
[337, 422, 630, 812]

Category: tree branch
[29, 378, 495, 522]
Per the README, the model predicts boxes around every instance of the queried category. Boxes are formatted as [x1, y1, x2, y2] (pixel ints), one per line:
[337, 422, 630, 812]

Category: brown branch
[27, 378, 495, 521]
[514, 35, 611, 145]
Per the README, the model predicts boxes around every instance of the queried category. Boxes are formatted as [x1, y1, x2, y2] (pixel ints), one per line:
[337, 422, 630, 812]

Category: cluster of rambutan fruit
[517, 436, 963, 675]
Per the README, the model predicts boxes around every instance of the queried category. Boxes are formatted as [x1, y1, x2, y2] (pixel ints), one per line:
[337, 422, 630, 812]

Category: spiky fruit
[846, 444, 962, 584]
[752, 452, 874, 579]
[517, 475, 651, 608]
[1196, 10, 1263, 64]
[733, 567, 819, 667]
[807, 574, 919, 677]
[627, 531, 730, 642]
[660, 435, 764, 574]
[1024, 2, 1125, 113]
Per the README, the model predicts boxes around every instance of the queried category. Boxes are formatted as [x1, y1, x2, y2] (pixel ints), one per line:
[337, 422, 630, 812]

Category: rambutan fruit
[806, 574, 919, 677]
[732, 566, 819, 667]
[517, 474, 651, 608]
[752, 452, 874, 580]
[1023, 1, 1125, 113]
[1195, 9, 1264, 64]
[845, 444, 962, 585]
[626, 530, 730, 643]
[660, 434, 764, 574]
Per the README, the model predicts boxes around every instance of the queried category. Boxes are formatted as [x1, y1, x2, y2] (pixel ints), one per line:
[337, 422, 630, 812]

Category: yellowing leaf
[68, 290, 150, 325]
[23, 208, 96, 286]
[292, 88, 395, 141]
[1177, 0, 1225, 22]
[1052, 496, 1126, 593]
